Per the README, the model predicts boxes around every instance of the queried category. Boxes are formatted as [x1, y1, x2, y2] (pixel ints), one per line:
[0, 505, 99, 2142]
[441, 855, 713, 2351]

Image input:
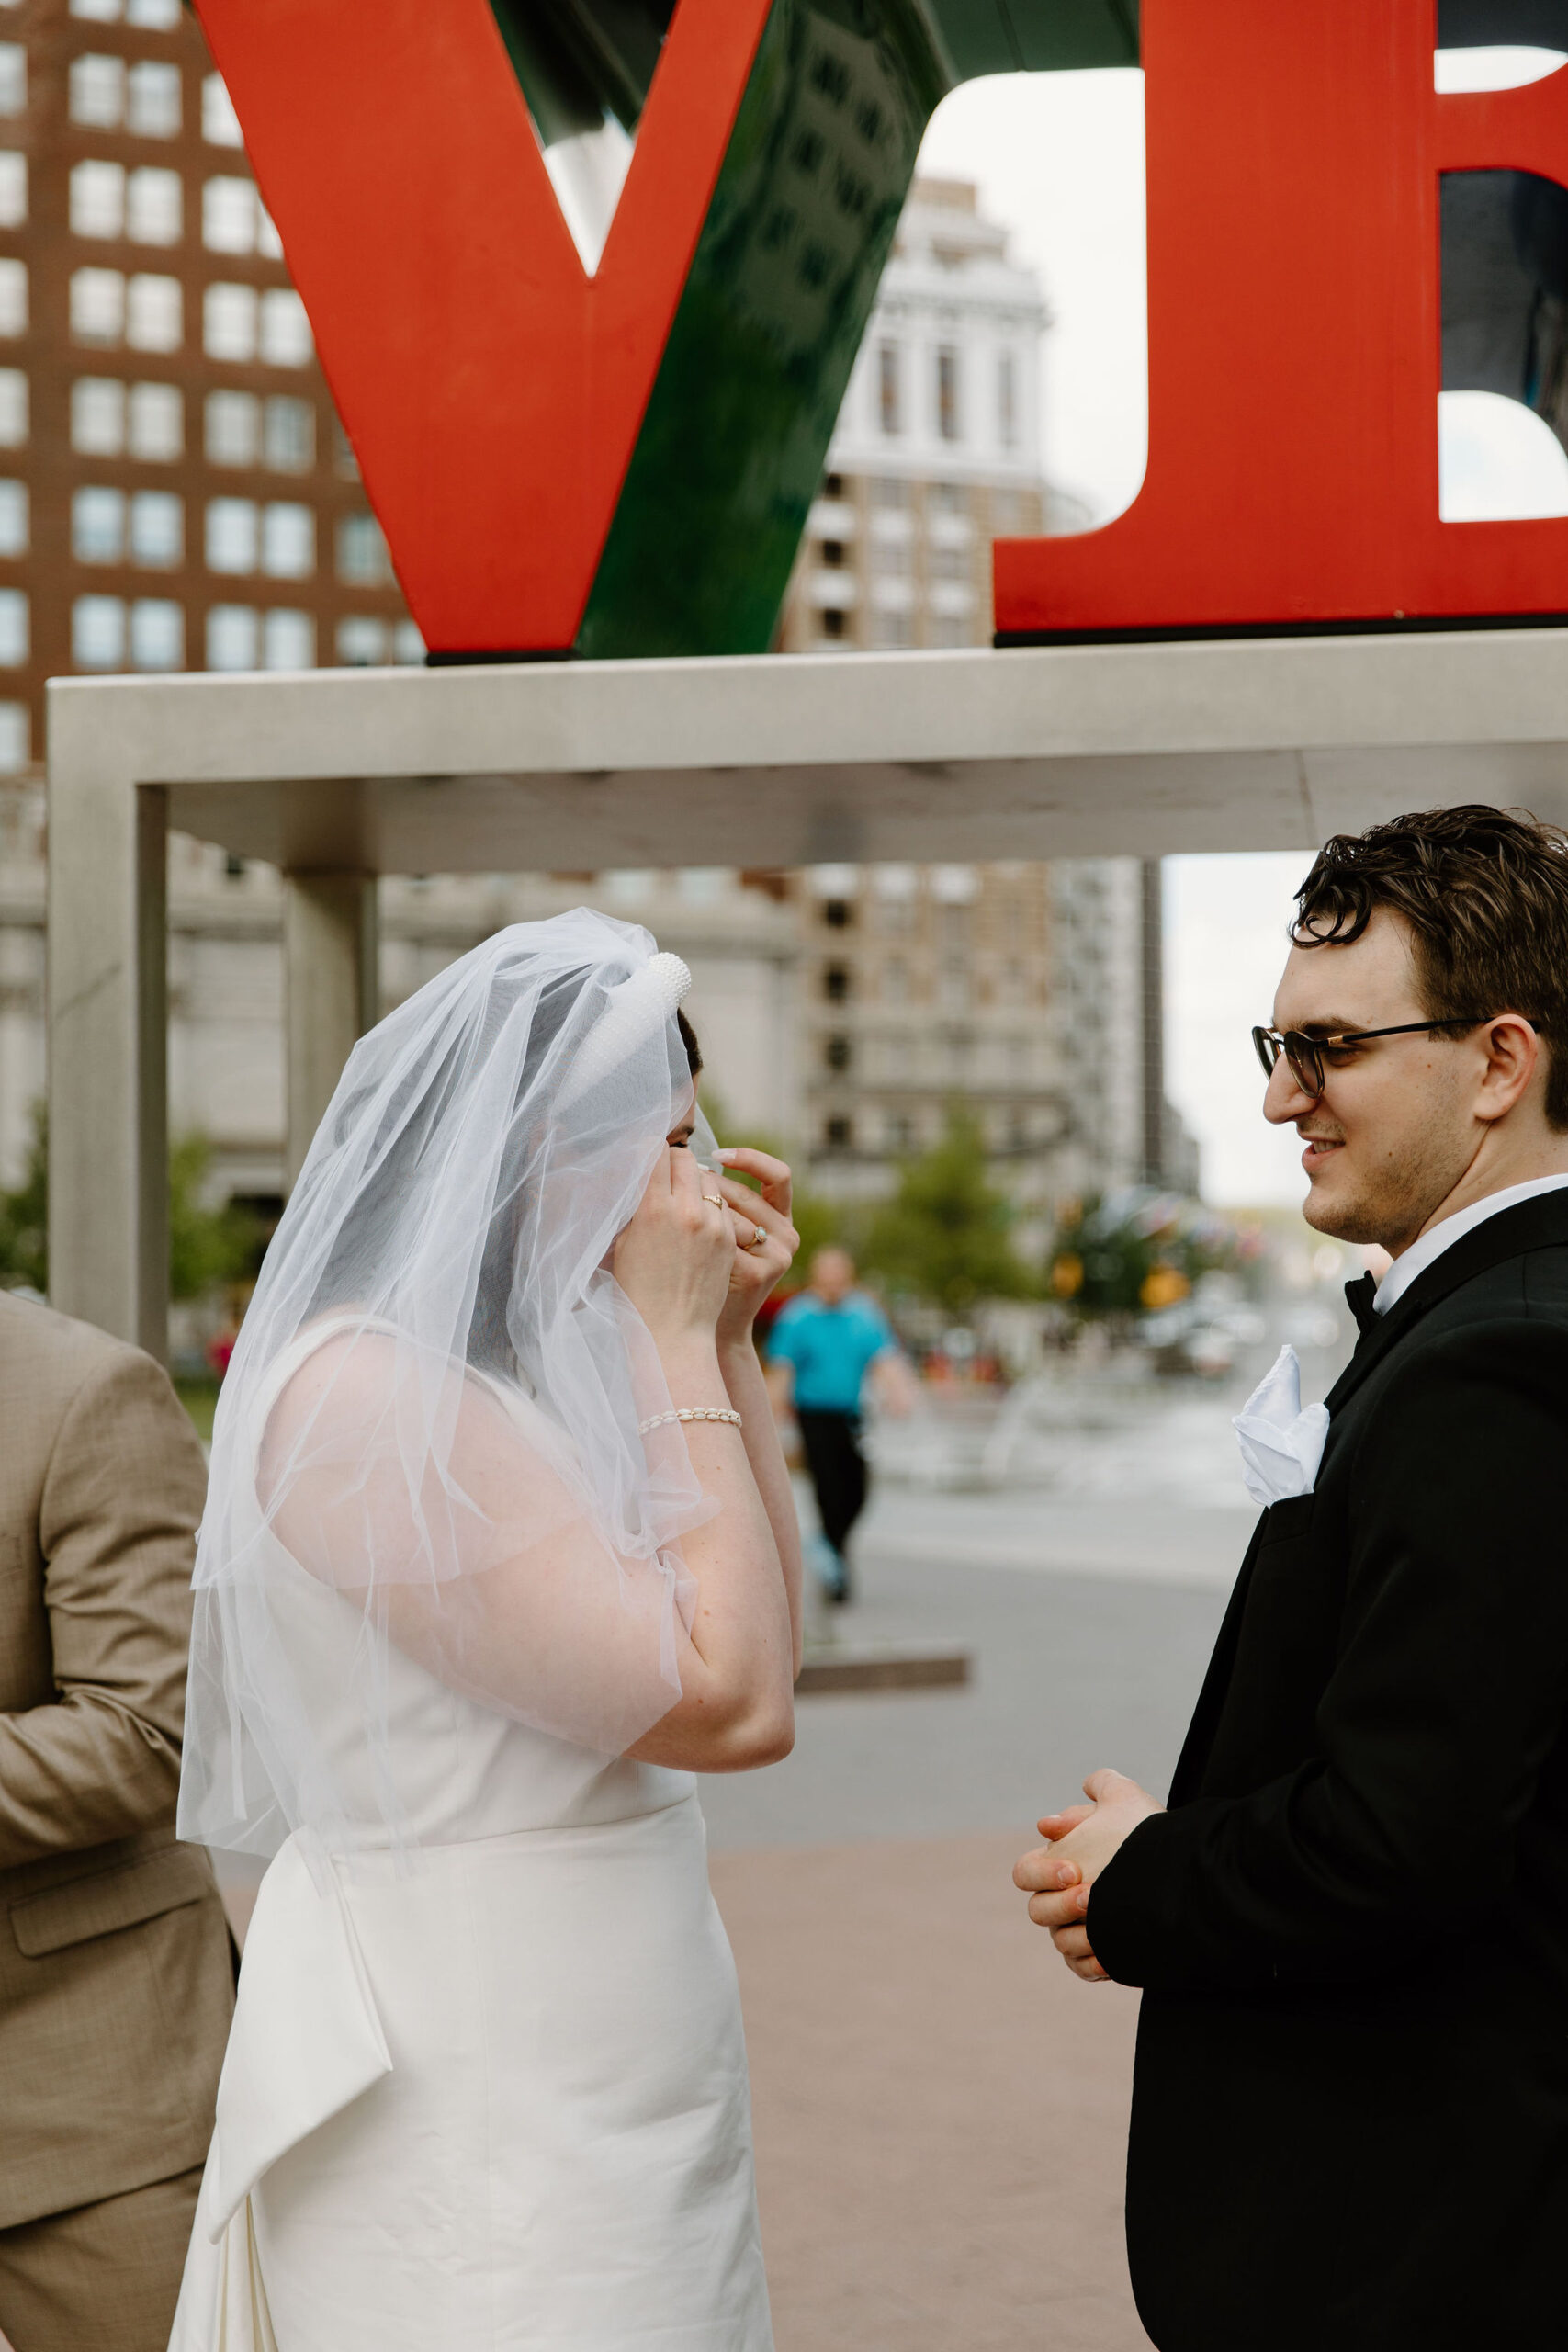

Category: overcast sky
[916, 56, 1568, 1204]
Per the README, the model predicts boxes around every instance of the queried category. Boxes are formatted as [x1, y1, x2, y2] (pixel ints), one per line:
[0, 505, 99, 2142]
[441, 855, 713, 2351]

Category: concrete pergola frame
[46, 629, 1568, 1359]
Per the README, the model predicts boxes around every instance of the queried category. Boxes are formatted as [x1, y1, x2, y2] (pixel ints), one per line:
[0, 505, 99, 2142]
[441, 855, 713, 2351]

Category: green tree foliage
[0, 1105, 263, 1301]
[860, 1105, 1033, 1317]
[167, 1135, 265, 1301]
[0, 1102, 48, 1292]
[1048, 1191, 1236, 1317]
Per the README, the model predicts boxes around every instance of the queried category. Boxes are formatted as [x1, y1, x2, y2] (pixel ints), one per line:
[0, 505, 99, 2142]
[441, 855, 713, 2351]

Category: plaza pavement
[700, 1485, 1238, 2351]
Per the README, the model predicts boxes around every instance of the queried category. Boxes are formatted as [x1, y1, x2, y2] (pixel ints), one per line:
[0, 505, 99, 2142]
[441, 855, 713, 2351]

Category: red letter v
[195, 0, 772, 653]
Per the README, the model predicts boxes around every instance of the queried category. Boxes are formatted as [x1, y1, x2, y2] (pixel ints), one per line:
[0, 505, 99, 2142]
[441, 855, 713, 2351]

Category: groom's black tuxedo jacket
[1090, 1191, 1568, 2352]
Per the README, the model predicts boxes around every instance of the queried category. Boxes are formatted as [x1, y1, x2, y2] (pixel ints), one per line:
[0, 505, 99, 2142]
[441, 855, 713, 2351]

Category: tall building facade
[0, 129, 1191, 1230]
[772, 175, 1163, 1203]
[0, 0, 418, 777]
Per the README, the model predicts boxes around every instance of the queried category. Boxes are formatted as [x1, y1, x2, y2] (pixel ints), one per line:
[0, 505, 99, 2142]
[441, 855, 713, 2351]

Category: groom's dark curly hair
[1291, 805, 1568, 1131]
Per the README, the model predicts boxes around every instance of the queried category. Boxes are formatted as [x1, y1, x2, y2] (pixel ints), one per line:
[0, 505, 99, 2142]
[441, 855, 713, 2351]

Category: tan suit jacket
[0, 1291, 233, 2232]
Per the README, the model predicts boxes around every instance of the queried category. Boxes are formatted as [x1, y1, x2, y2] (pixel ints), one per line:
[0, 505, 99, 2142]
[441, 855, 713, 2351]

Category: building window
[259, 288, 311, 367]
[203, 73, 243, 147]
[820, 539, 844, 568]
[263, 608, 314, 669]
[877, 341, 900, 435]
[931, 545, 970, 581]
[130, 595, 182, 668]
[336, 616, 387, 665]
[825, 1035, 852, 1072]
[127, 60, 180, 137]
[73, 594, 123, 668]
[129, 380, 182, 459]
[336, 511, 392, 585]
[204, 281, 255, 361]
[71, 267, 123, 345]
[264, 395, 314, 473]
[936, 347, 960, 442]
[822, 898, 851, 929]
[203, 175, 259, 253]
[200, 286, 310, 368]
[869, 475, 907, 509]
[127, 166, 181, 245]
[206, 389, 257, 466]
[207, 605, 257, 669]
[392, 618, 425, 663]
[870, 538, 909, 577]
[71, 160, 125, 239]
[333, 418, 360, 480]
[870, 609, 913, 649]
[0, 582, 25, 663]
[928, 613, 970, 648]
[70, 53, 124, 127]
[0, 477, 24, 557]
[931, 480, 969, 517]
[206, 497, 257, 573]
[73, 486, 125, 563]
[74, 0, 182, 19]
[0, 152, 23, 227]
[818, 606, 845, 640]
[130, 490, 182, 567]
[824, 1116, 852, 1148]
[0, 258, 23, 337]
[824, 963, 849, 1002]
[0, 44, 23, 118]
[128, 274, 180, 350]
[261, 501, 313, 578]
[997, 349, 1017, 448]
[0, 700, 28, 773]
[0, 368, 26, 447]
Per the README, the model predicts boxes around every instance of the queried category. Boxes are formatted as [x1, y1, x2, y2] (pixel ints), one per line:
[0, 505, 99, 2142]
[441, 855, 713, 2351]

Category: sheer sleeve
[258, 1329, 693, 1758]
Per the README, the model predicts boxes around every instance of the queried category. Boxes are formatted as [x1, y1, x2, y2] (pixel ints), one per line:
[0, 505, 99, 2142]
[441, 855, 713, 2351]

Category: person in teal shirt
[765, 1248, 906, 1604]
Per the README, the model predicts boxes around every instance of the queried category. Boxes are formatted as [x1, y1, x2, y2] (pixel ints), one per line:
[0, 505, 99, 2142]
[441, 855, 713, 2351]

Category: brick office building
[0, 0, 420, 777]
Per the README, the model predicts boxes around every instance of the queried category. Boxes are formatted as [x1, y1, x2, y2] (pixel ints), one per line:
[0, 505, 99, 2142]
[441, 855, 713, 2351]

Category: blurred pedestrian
[0, 1290, 233, 2352]
[766, 1248, 913, 1604]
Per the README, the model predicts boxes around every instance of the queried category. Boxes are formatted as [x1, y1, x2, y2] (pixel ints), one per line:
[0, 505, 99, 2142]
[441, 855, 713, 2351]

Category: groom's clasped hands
[1013, 1769, 1164, 1982]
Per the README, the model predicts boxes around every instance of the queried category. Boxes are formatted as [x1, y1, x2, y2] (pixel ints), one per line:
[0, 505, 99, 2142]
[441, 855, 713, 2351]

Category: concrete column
[284, 873, 378, 1187]
[47, 771, 168, 1357]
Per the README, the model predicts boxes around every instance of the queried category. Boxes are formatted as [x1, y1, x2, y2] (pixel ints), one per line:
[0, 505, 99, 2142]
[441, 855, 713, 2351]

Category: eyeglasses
[1251, 1017, 1503, 1099]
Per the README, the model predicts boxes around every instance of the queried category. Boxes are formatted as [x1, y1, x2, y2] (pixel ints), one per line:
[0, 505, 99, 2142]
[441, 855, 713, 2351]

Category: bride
[169, 910, 802, 2350]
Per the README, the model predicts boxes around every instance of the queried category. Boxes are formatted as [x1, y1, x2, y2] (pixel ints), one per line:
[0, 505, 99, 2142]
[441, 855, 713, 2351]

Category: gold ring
[702, 1193, 725, 1208]
[749, 1224, 767, 1250]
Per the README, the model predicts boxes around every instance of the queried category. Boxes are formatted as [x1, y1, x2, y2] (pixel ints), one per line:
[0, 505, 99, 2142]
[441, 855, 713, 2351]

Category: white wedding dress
[170, 1319, 774, 2352]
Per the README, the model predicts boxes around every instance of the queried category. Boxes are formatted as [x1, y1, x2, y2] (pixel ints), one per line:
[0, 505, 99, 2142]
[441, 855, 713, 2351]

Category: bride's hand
[613, 1146, 735, 1345]
[711, 1148, 799, 1344]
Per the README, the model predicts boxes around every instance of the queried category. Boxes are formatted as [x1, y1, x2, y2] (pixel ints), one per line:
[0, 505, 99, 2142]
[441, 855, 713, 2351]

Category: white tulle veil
[179, 909, 718, 1858]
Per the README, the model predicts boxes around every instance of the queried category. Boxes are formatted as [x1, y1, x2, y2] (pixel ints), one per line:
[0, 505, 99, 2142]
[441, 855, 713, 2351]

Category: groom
[1016, 805, 1568, 2350]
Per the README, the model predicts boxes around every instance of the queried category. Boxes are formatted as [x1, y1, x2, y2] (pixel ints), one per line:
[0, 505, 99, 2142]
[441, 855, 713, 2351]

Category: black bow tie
[1345, 1271, 1379, 1336]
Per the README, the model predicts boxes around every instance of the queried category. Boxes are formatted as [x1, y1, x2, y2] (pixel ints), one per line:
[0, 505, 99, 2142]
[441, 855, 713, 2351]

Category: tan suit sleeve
[0, 1350, 206, 1870]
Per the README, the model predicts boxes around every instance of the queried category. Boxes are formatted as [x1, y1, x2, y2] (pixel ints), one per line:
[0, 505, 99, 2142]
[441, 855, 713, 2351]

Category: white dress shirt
[1373, 1171, 1568, 1317]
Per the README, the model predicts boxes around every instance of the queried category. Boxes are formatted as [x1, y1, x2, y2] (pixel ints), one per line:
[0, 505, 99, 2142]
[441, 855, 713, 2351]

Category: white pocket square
[1233, 1343, 1328, 1510]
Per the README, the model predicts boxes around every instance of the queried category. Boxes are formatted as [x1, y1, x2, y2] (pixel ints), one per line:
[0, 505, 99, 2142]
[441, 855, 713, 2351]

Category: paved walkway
[714, 1831, 1152, 2352]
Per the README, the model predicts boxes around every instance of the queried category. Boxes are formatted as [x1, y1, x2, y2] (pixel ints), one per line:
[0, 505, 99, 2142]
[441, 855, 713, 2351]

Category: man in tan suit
[0, 1290, 234, 2352]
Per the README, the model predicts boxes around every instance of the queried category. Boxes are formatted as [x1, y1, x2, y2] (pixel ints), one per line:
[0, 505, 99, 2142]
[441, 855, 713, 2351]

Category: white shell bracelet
[637, 1407, 743, 1436]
